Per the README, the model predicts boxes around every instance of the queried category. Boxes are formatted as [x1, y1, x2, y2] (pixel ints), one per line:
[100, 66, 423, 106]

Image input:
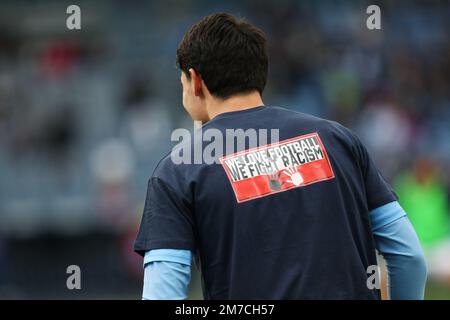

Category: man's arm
[142, 249, 192, 300]
[133, 174, 197, 299]
[370, 201, 427, 299]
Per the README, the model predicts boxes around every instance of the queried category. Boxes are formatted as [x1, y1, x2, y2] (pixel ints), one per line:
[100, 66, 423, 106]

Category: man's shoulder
[150, 147, 197, 184]
[270, 106, 355, 135]
[150, 151, 178, 180]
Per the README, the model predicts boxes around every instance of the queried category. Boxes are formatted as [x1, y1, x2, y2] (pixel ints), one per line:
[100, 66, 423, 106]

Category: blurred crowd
[0, 0, 449, 298]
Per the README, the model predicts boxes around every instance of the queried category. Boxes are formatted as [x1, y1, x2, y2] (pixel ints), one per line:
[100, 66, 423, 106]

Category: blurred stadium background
[0, 0, 449, 299]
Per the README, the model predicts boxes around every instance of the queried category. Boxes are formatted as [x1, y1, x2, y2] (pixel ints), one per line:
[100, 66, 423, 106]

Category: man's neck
[206, 91, 264, 121]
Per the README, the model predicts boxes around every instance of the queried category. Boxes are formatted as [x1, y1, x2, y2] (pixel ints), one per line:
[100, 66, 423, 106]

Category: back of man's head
[176, 13, 268, 100]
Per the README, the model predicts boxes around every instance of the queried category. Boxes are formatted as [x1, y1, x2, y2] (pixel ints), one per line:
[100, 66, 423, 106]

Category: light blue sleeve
[370, 201, 427, 300]
[142, 249, 192, 300]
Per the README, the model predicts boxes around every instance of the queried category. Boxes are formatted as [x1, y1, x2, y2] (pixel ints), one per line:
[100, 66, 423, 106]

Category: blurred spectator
[120, 73, 172, 160]
[395, 157, 450, 284]
[90, 138, 136, 230]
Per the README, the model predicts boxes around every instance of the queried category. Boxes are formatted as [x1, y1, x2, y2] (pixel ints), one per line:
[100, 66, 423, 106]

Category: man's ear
[189, 68, 203, 97]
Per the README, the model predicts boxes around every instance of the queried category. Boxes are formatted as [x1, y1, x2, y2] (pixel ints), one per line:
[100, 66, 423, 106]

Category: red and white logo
[219, 132, 335, 203]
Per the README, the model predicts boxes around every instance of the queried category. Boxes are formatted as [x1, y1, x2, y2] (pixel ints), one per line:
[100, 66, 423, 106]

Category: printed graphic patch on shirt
[219, 132, 335, 203]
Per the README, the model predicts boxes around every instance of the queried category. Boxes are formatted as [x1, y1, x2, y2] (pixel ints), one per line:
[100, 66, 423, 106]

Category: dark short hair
[176, 13, 268, 99]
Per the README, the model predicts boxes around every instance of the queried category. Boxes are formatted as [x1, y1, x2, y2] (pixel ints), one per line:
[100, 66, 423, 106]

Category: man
[134, 13, 427, 299]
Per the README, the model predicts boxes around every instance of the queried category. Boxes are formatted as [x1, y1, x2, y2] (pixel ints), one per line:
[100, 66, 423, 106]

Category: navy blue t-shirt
[134, 106, 397, 299]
